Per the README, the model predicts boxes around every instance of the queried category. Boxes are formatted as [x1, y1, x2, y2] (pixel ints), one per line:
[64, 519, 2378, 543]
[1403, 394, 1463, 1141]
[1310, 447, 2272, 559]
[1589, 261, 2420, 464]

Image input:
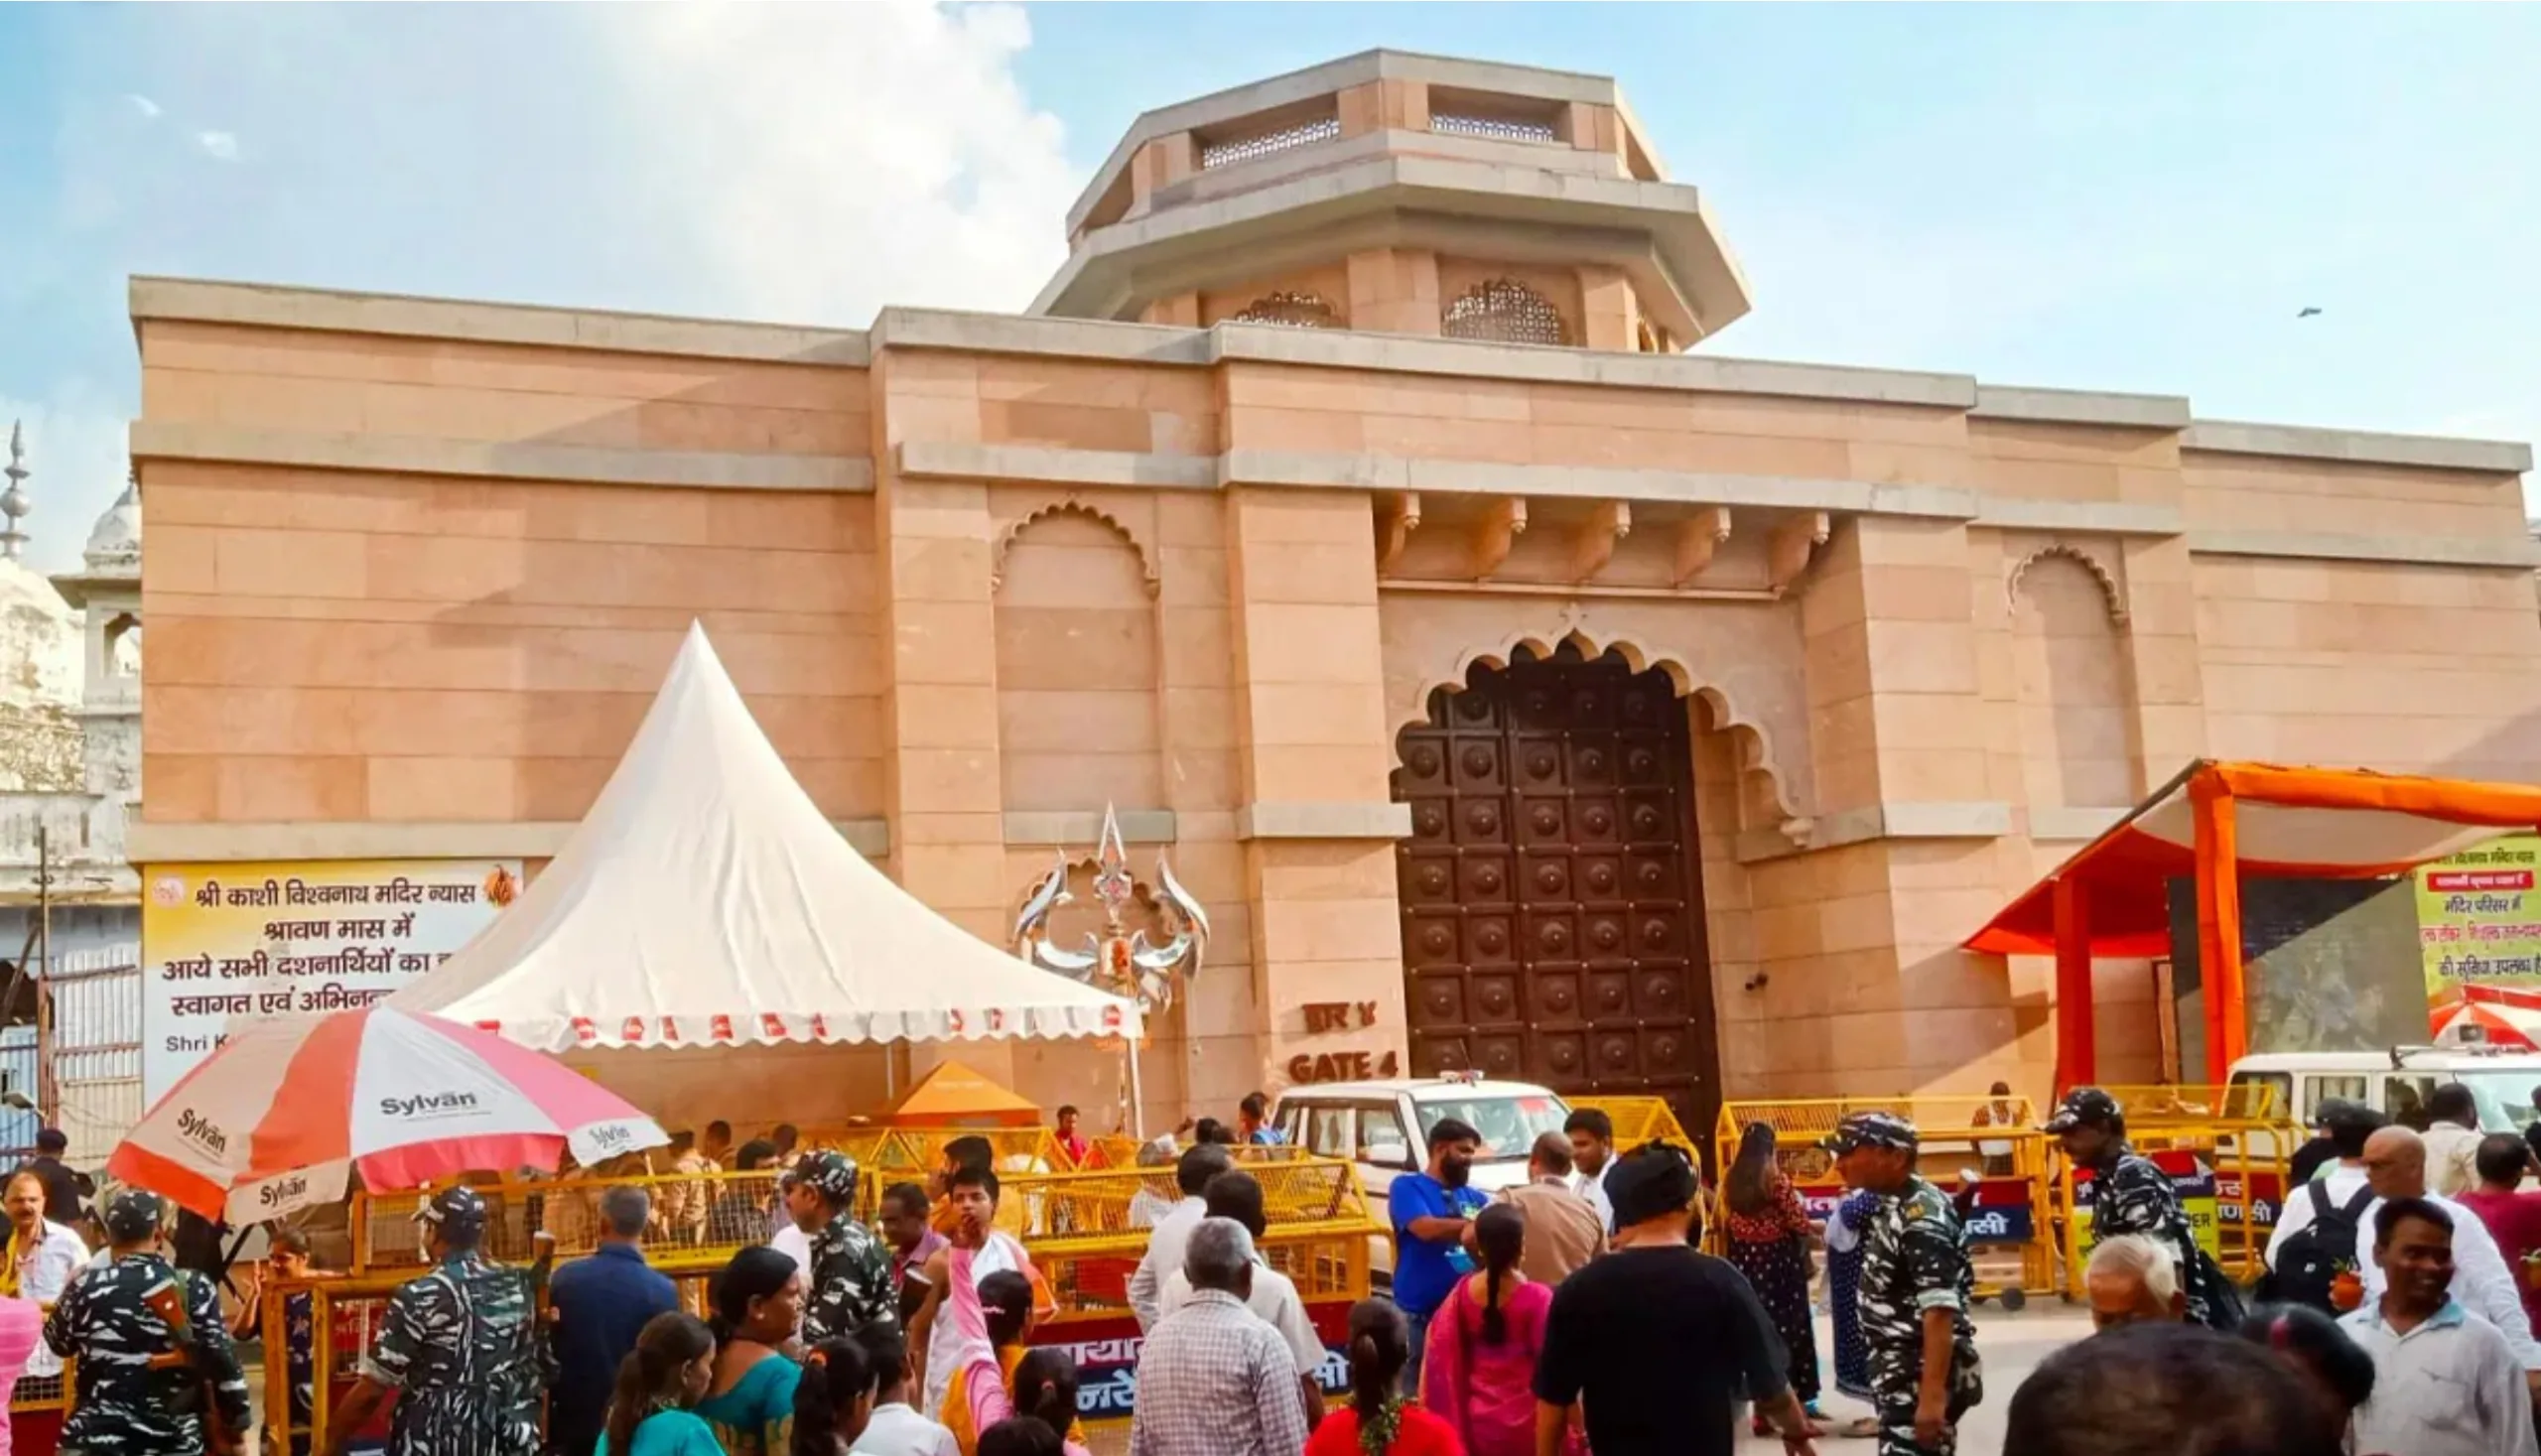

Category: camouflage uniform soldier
[324, 1187, 539, 1456]
[785, 1149, 899, 1345]
[44, 1189, 249, 1456]
[2045, 1086, 2236, 1329]
[1826, 1112, 1982, 1456]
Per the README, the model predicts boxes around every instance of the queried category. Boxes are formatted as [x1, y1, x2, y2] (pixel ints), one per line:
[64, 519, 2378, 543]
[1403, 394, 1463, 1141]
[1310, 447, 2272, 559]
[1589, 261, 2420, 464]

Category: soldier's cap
[1821, 1111, 1918, 1156]
[412, 1184, 488, 1233]
[792, 1150, 859, 1203]
[2043, 1086, 2122, 1134]
[101, 1188, 165, 1243]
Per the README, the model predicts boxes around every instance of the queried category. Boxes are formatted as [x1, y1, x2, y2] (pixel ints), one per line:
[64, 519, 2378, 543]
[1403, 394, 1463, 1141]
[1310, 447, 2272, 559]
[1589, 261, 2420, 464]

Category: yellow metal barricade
[353, 1166, 789, 1273]
[268, 1258, 735, 1456]
[1714, 1096, 2056, 1307]
[2045, 1083, 2297, 1300]
[1569, 1095, 1693, 1151]
[298, 1154, 1383, 1442]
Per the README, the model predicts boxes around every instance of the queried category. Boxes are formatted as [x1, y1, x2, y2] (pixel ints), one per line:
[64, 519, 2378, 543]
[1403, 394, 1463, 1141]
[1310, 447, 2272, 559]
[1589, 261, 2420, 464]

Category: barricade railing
[1714, 1096, 2056, 1305]
[293, 1154, 1383, 1441]
[1568, 1095, 1693, 1151]
[2042, 1085, 2297, 1296]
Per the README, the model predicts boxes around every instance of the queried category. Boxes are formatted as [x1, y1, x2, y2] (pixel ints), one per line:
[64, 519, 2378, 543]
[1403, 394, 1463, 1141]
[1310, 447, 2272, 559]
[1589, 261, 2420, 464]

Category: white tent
[390, 623, 1140, 1052]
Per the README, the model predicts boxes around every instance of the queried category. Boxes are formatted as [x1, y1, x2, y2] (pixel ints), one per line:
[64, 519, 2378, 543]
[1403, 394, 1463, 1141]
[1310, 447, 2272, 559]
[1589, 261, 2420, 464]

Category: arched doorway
[1392, 643, 1720, 1142]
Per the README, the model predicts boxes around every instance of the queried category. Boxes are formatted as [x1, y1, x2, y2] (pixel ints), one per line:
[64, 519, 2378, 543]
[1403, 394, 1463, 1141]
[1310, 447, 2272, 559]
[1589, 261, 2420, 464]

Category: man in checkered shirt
[1130, 1217, 1311, 1456]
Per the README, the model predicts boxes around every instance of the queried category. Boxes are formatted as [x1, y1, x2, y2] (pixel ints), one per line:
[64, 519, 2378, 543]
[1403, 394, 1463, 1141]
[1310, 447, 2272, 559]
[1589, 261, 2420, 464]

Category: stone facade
[125, 52, 2541, 1130]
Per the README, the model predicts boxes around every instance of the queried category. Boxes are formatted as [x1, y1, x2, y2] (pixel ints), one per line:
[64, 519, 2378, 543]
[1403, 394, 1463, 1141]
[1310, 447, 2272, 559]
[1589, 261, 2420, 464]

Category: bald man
[2357, 1125, 2541, 1388]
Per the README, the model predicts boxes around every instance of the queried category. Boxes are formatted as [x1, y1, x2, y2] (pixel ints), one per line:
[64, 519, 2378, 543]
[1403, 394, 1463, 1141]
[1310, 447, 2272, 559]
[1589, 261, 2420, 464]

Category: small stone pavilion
[126, 51, 2541, 1132]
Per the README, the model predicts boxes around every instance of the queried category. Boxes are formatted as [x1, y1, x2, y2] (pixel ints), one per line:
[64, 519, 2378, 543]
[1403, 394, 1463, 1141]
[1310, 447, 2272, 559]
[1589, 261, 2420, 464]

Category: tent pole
[2053, 875, 2094, 1093]
[2191, 776, 2247, 1083]
[1126, 1037, 1145, 1142]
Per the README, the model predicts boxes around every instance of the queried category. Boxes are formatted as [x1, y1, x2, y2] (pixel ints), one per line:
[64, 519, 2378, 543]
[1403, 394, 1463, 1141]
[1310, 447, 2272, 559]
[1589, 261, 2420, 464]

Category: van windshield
[1415, 1094, 1573, 1161]
[2453, 1073, 2541, 1131]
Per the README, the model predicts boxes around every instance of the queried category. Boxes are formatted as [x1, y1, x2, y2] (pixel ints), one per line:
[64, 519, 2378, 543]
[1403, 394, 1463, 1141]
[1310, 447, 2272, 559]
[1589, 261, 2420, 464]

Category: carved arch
[1394, 615, 1812, 832]
[2005, 543, 2127, 626]
[990, 497, 1160, 599]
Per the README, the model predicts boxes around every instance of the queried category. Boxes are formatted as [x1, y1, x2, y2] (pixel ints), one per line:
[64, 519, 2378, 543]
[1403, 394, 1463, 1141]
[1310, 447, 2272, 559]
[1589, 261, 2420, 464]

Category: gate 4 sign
[1286, 1049, 1401, 1083]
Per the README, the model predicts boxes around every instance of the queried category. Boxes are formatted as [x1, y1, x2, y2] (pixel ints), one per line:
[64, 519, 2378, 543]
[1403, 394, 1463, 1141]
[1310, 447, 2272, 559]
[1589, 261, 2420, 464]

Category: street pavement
[1738, 1303, 2095, 1454]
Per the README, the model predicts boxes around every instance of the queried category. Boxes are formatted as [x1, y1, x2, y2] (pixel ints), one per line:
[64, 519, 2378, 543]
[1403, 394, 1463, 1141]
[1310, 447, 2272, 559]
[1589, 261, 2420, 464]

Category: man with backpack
[2045, 1088, 2243, 1329]
[2263, 1100, 2383, 1313]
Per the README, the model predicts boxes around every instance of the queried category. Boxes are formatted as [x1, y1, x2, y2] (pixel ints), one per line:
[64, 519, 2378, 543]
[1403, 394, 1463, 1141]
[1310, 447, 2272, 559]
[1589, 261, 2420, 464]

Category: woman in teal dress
[597, 1312, 724, 1456]
[696, 1245, 808, 1456]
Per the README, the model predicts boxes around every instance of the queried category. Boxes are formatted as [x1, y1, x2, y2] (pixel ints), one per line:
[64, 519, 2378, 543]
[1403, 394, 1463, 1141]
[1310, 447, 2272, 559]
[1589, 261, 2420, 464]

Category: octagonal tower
[1032, 50, 1751, 351]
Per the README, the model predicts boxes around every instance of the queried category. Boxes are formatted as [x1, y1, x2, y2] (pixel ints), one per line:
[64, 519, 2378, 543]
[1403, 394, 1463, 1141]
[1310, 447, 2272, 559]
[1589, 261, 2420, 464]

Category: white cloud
[10, 3, 1089, 559]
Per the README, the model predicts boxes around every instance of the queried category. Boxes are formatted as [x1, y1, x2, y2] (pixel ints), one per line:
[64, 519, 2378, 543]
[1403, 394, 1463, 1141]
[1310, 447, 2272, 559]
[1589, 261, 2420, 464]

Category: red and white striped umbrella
[109, 1006, 667, 1224]
[2432, 999, 2541, 1050]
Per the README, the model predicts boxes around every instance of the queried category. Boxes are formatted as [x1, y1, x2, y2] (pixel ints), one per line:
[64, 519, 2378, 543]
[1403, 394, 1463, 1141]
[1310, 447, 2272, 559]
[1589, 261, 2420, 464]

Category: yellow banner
[142, 860, 521, 1104]
[2419, 834, 2541, 996]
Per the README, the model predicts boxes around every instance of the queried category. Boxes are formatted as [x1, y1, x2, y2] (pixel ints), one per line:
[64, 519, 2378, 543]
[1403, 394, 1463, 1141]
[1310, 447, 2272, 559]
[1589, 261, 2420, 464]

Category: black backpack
[2261, 1180, 2375, 1314]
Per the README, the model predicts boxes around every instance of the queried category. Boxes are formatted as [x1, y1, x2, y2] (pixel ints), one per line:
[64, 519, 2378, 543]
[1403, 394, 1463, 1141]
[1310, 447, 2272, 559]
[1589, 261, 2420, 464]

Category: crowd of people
[26, 1076, 2541, 1456]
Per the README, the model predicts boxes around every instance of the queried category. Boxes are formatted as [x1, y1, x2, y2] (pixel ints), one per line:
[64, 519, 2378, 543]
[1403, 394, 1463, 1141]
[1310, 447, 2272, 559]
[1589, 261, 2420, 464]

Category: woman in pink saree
[1419, 1204, 1578, 1456]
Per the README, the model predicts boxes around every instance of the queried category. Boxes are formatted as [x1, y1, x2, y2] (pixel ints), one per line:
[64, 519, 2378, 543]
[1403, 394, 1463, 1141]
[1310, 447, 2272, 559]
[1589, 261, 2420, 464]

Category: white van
[1270, 1076, 1574, 1283]
[2226, 1046, 2541, 1137]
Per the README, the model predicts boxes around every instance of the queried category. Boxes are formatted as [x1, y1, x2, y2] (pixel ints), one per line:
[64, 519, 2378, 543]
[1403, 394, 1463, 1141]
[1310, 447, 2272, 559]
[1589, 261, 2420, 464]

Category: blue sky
[2, 3, 2535, 570]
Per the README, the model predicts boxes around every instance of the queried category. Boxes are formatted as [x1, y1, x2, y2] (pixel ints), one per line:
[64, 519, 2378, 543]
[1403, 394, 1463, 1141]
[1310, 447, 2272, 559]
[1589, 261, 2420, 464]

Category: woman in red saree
[1417, 1204, 1574, 1456]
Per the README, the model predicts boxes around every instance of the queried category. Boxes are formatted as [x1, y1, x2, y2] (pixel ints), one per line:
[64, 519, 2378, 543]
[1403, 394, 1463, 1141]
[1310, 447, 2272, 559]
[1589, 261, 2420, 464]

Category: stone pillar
[1141, 294, 1200, 329]
[1764, 515, 2026, 1094]
[1339, 80, 1429, 137]
[2118, 535, 2208, 792]
[1224, 488, 1410, 1101]
[871, 354, 1016, 1084]
[1130, 133, 1195, 206]
[1346, 248, 1442, 337]
[1577, 265, 1639, 352]
[1560, 102, 1618, 155]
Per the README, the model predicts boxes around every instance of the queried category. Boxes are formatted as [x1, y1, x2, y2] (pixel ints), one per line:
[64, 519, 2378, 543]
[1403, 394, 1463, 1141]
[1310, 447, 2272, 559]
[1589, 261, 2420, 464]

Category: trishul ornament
[1012, 804, 1210, 1013]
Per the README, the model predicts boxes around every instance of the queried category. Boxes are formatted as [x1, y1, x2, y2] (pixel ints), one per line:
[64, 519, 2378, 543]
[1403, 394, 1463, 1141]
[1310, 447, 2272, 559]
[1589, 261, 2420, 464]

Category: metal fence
[46, 945, 143, 1159]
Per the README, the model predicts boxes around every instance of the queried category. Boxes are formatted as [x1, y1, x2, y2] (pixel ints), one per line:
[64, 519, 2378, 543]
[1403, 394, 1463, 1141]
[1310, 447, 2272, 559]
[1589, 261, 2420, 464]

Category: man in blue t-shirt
[1388, 1116, 1487, 1392]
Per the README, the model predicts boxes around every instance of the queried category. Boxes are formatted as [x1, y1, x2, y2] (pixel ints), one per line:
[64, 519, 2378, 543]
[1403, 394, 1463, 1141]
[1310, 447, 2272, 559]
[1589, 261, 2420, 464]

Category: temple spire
[0, 422, 30, 562]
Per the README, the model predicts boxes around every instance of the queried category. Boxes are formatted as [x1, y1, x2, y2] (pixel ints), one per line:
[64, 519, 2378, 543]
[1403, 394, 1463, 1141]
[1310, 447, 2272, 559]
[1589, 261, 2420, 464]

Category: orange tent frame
[1965, 760, 2541, 1088]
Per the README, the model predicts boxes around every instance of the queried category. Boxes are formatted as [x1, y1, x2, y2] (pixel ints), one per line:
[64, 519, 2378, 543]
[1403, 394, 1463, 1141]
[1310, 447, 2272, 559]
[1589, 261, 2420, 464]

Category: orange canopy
[1963, 760, 2541, 1086]
[886, 1059, 1045, 1127]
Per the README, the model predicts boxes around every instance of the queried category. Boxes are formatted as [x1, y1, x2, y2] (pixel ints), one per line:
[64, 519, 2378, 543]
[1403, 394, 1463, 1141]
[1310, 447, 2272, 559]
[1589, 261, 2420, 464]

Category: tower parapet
[1033, 50, 1750, 351]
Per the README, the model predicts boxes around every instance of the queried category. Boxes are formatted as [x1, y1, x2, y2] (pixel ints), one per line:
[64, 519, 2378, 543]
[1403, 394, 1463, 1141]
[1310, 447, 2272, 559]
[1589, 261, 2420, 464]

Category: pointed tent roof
[886, 1060, 1045, 1126]
[390, 624, 1140, 1051]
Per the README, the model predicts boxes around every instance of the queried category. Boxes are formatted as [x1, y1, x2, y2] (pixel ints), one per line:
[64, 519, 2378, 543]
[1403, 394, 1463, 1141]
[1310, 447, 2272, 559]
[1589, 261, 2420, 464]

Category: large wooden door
[1393, 646, 1721, 1144]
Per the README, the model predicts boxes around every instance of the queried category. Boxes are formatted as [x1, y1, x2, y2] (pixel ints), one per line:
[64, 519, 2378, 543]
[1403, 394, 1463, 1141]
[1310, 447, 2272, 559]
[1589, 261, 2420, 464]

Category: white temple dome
[82, 480, 140, 572]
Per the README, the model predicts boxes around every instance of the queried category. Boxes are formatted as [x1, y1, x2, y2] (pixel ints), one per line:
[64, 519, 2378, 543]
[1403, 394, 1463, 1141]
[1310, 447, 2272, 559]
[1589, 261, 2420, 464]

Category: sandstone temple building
[125, 52, 2541, 1133]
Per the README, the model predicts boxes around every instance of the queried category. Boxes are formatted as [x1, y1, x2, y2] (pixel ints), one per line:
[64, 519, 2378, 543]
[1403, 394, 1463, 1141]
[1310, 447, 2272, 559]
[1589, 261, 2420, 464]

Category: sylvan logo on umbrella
[258, 1172, 309, 1210]
[177, 1108, 228, 1157]
[379, 1091, 482, 1121]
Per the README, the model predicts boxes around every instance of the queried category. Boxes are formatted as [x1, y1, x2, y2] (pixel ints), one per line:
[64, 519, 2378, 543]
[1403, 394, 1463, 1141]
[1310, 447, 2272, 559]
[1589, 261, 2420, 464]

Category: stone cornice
[2185, 419, 2531, 475]
[1735, 800, 2012, 863]
[129, 818, 892, 864]
[1236, 801, 1413, 842]
[130, 276, 870, 366]
[129, 280, 2532, 479]
[132, 420, 872, 493]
